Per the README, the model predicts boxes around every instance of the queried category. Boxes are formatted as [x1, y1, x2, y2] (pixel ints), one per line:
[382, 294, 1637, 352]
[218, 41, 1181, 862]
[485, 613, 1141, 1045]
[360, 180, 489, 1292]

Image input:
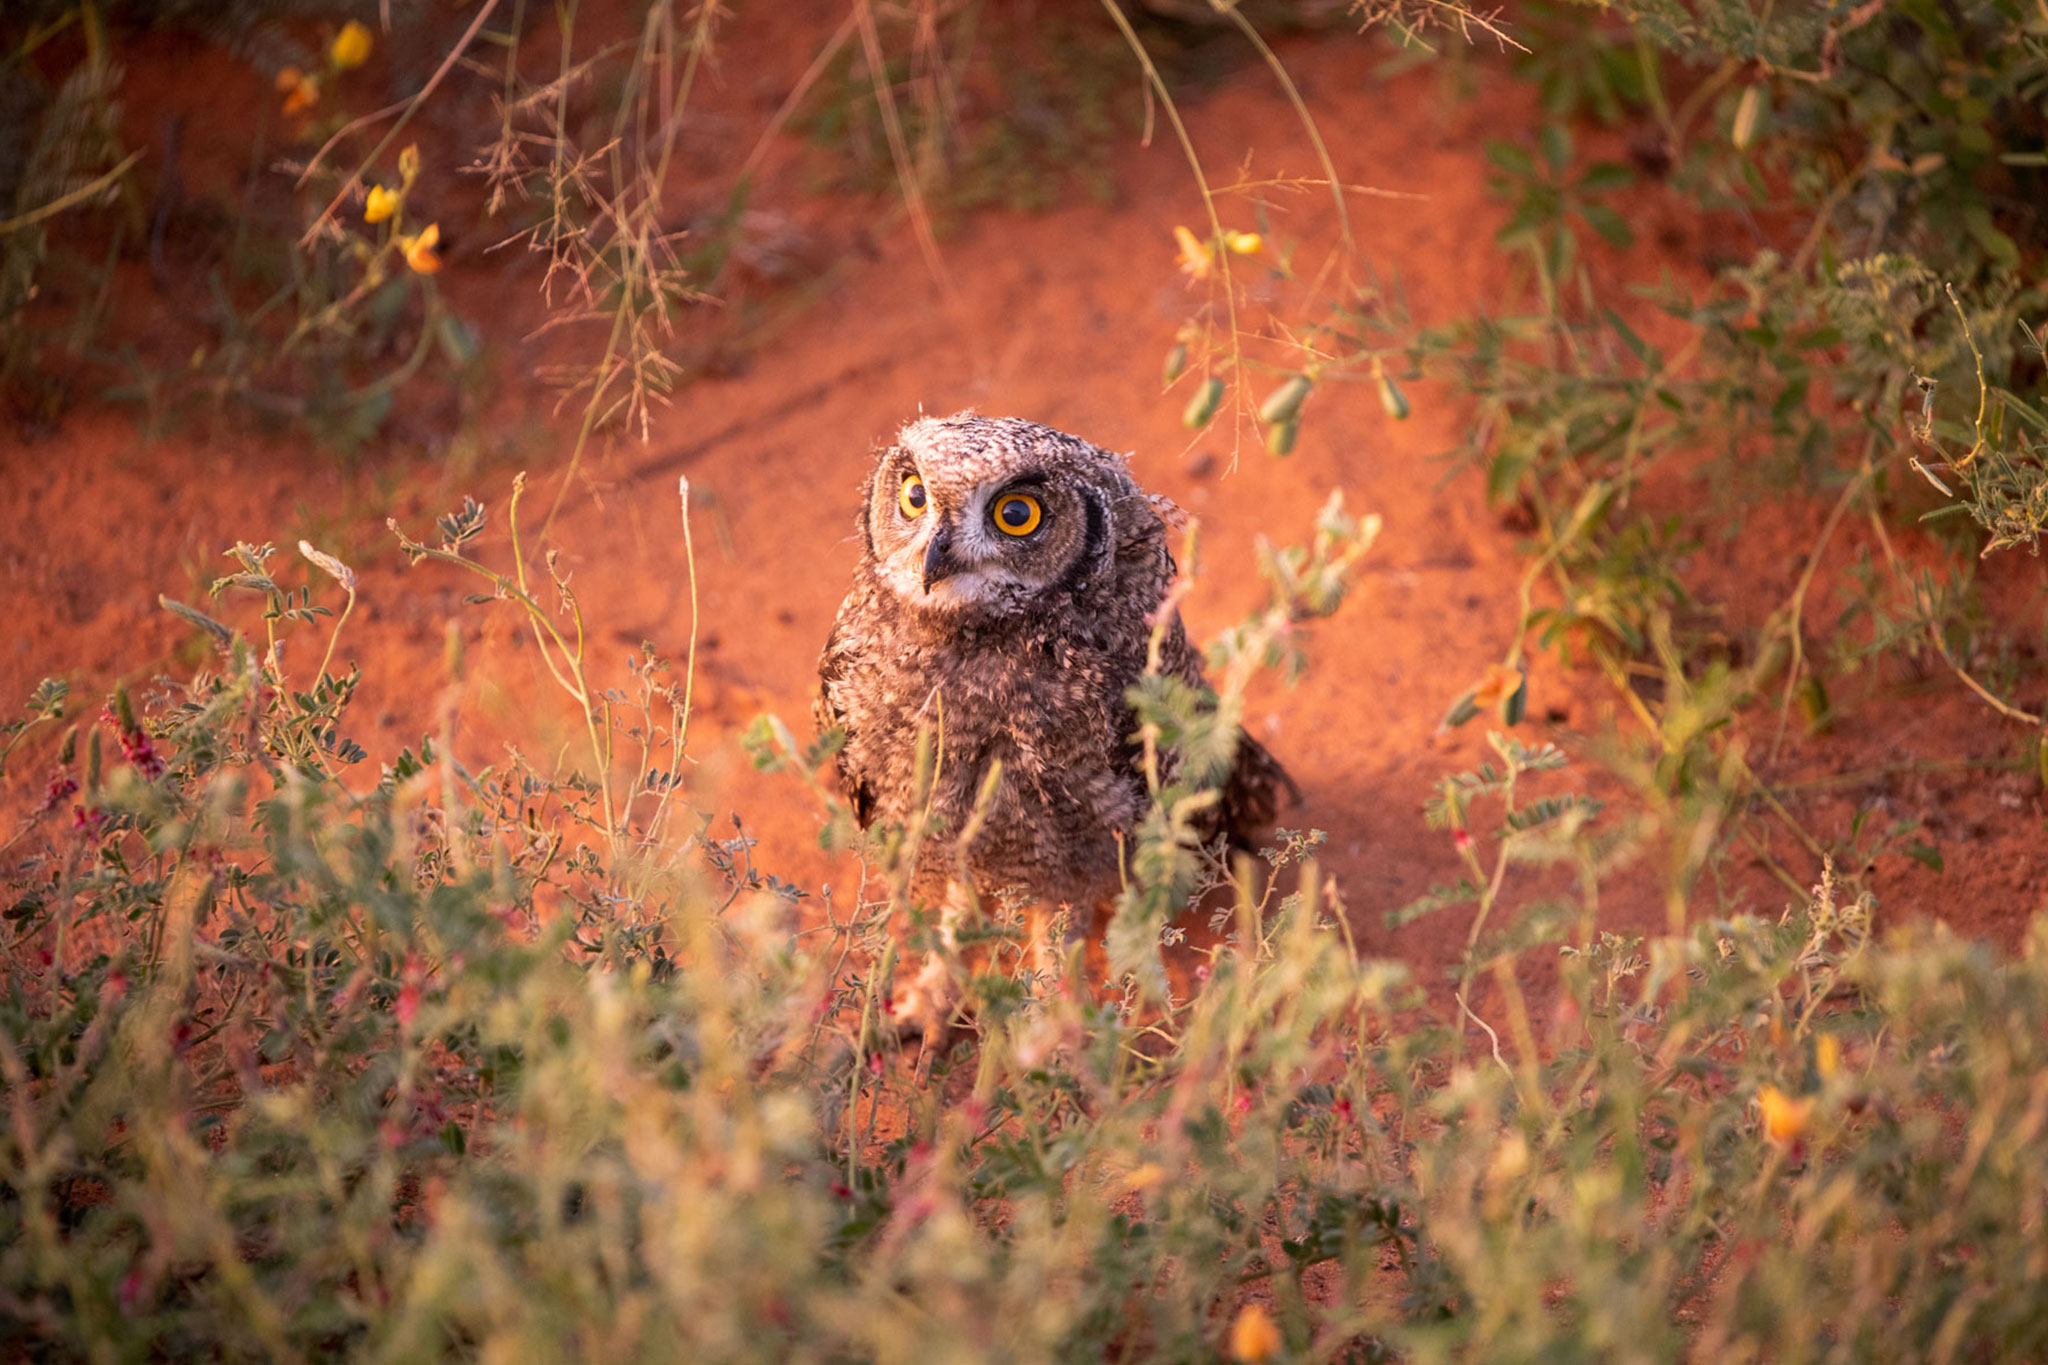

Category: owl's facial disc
[890, 489, 1040, 613]
[864, 419, 1116, 620]
[871, 471, 1069, 616]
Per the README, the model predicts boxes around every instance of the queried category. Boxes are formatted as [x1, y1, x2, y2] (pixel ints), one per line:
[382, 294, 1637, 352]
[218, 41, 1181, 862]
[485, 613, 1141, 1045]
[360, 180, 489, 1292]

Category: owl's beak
[922, 525, 964, 592]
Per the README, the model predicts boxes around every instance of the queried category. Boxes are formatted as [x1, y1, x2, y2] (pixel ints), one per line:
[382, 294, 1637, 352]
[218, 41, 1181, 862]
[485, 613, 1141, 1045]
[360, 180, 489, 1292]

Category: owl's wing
[1216, 728, 1300, 852]
[815, 616, 878, 827]
[1156, 614, 1301, 852]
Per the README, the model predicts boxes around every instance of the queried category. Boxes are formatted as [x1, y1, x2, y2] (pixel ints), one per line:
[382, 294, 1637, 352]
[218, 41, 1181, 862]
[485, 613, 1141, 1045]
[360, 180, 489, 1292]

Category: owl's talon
[892, 949, 962, 1046]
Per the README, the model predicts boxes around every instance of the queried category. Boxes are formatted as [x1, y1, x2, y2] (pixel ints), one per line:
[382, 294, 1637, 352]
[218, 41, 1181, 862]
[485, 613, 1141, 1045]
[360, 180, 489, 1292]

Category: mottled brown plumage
[816, 412, 1294, 915]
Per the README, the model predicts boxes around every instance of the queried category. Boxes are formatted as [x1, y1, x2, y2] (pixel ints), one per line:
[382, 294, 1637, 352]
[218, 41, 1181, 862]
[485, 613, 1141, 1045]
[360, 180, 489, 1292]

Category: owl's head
[860, 412, 1131, 620]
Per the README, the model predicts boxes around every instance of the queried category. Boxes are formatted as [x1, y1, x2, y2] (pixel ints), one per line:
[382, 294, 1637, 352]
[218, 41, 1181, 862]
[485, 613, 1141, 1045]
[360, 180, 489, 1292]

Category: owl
[815, 412, 1295, 926]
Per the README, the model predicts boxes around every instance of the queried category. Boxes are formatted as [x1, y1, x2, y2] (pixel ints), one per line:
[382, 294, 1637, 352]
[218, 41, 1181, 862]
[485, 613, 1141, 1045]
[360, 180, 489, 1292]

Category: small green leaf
[160, 595, 235, 644]
[1579, 203, 1635, 249]
[436, 313, 480, 367]
[1485, 140, 1536, 176]
[1604, 308, 1650, 364]
[26, 678, 68, 719]
[1376, 372, 1411, 421]
[1579, 162, 1634, 192]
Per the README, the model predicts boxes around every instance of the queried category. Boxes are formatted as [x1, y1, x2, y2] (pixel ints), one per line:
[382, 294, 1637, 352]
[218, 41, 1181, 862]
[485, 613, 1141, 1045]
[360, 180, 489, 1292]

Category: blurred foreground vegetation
[3, 496, 2047, 1361]
[3, 0, 2047, 1358]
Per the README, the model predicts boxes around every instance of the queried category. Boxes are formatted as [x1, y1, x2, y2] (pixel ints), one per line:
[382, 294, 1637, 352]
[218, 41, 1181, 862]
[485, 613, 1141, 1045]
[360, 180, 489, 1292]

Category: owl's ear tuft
[1147, 492, 1190, 532]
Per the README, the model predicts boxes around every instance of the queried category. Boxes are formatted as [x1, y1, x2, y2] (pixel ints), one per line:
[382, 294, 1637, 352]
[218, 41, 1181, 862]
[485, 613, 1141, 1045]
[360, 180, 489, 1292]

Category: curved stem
[1217, 4, 1352, 255]
[0, 149, 143, 234]
[1098, 0, 1245, 464]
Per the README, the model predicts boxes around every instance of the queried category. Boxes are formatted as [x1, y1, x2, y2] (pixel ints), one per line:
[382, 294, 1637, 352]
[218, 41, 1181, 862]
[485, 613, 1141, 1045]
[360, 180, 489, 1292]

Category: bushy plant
[5, 481, 2048, 1360]
[6, 3, 2048, 1359]
[1333, 0, 2048, 925]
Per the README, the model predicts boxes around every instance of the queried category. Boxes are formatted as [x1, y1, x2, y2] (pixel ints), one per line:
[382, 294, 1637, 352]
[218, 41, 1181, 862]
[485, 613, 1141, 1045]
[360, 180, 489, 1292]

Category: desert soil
[4, 0, 2043, 997]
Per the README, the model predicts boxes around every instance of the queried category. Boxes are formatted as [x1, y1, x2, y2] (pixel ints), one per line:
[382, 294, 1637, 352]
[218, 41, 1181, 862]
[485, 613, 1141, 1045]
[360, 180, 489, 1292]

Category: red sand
[4, 4, 2042, 994]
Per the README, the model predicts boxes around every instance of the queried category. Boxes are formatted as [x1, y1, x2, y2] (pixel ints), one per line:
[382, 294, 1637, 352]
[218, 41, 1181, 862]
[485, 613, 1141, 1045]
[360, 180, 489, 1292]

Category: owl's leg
[1028, 902, 1067, 996]
[894, 878, 971, 1043]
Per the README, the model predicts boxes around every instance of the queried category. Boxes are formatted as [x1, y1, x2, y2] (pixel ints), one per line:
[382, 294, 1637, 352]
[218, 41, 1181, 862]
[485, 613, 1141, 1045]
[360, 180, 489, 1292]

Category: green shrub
[4, 487, 2048, 1361]
[5, 4, 2047, 1358]
[1349, 0, 2048, 926]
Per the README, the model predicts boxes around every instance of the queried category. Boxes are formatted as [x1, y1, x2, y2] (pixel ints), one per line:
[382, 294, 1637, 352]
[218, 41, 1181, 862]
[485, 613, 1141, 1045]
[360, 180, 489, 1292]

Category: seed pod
[1162, 343, 1188, 387]
[1795, 673, 1831, 733]
[1182, 375, 1224, 430]
[1749, 632, 1792, 692]
[1498, 671, 1527, 726]
[1439, 689, 1481, 732]
[1265, 419, 1299, 456]
[1731, 84, 1764, 150]
[1377, 371, 1411, 421]
[1258, 374, 1312, 425]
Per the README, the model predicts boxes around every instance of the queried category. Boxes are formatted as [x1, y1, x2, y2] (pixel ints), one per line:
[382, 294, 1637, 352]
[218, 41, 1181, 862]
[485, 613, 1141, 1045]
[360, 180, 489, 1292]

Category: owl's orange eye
[899, 474, 928, 518]
[992, 492, 1042, 536]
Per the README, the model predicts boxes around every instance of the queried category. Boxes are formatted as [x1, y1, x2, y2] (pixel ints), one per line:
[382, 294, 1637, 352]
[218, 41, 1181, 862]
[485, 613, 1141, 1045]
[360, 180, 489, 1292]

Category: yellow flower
[1471, 663, 1522, 710]
[401, 223, 442, 275]
[1173, 224, 1214, 282]
[1225, 231, 1263, 255]
[1486, 1131, 1531, 1186]
[1816, 1033, 1841, 1080]
[398, 143, 421, 188]
[1758, 1085, 1814, 1144]
[277, 66, 321, 115]
[364, 185, 400, 224]
[1229, 1303, 1283, 1362]
[330, 20, 373, 71]
[1122, 1163, 1166, 1193]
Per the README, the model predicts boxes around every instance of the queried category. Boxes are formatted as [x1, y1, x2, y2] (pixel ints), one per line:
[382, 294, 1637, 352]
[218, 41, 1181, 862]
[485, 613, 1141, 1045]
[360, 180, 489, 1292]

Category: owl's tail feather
[1218, 732, 1301, 854]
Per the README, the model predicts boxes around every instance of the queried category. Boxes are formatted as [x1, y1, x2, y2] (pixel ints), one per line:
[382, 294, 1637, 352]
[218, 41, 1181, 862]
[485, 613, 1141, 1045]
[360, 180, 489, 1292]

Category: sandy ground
[4, 2, 2043, 998]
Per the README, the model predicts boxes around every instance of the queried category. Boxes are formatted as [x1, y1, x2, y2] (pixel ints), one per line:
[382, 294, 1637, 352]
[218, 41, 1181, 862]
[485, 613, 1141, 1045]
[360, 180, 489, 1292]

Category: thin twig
[1098, 0, 1244, 467]
[852, 0, 956, 298]
[1770, 458, 1872, 764]
[734, 11, 859, 188]
[1864, 499, 2042, 726]
[1216, 5, 1351, 255]
[0, 149, 143, 234]
[675, 476, 700, 758]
